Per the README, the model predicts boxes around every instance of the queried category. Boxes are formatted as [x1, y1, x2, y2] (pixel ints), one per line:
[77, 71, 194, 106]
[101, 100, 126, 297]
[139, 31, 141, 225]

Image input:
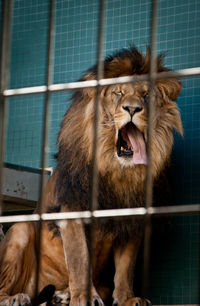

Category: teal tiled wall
[1, 0, 199, 304]
[149, 214, 200, 304]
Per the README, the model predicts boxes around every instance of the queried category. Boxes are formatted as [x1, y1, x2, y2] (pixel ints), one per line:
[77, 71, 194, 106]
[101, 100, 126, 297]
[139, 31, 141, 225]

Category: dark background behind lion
[0, 0, 199, 304]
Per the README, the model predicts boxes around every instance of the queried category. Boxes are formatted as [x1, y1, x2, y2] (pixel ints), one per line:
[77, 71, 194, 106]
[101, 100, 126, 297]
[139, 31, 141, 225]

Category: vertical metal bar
[34, 0, 55, 298]
[0, 0, 13, 215]
[142, 0, 158, 298]
[90, 0, 105, 212]
[88, 0, 105, 301]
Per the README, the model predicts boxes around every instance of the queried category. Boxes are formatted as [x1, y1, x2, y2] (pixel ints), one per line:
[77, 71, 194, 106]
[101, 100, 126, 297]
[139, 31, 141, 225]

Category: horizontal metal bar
[4, 85, 48, 96]
[2, 67, 200, 97]
[93, 207, 146, 218]
[149, 204, 200, 215]
[0, 204, 199, 224]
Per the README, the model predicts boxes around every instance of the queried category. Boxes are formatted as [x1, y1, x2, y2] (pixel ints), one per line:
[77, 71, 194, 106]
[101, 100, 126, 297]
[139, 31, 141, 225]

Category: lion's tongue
[127, 125, 148, 165]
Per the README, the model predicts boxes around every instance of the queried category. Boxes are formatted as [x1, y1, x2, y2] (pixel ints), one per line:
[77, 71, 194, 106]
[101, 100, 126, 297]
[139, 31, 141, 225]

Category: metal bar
[38, 0, 55, 214]
[87, 0, 105, 301]
[2, 67, 200, 97]
[148, 204, 200, 215]
[34, 0, 55, 298]
[0, 0, 13, 215]
[0, 204, 199, 224]
[143, 0, 158, 298]
[90, 0, 105, 212]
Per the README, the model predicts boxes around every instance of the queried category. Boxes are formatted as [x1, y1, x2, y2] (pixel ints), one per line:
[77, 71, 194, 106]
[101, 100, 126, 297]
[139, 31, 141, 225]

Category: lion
[0, 46, 183, 306]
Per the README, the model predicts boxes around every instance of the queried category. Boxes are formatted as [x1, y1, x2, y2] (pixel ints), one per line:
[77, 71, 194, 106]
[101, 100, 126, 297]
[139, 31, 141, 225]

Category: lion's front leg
[58, 218, 104, 306]
[113, 234, 150, 306]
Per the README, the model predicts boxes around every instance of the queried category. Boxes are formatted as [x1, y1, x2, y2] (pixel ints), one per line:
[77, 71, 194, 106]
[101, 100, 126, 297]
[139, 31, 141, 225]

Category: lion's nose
[123, 105, 143, 116]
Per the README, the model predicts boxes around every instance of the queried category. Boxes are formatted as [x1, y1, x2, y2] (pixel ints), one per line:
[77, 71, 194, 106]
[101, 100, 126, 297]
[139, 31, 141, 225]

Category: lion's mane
[54, 46, 183, 230]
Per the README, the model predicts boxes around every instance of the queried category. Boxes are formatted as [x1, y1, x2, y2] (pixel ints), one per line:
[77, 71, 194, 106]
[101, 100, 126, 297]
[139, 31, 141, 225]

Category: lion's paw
[70, 294, 104, 306]
[0, 294, 31, 306]
[51, 290, 70, 305]
[113, 297, 151, 306]
[51, 288, 104, 306]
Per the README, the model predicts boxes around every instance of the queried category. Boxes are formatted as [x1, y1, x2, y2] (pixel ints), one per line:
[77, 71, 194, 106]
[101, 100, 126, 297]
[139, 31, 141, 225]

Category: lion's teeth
[121, 146, 125, 152]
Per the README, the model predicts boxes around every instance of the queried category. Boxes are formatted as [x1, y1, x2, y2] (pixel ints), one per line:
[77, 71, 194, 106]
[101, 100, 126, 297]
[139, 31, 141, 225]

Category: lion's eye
[113, 91, 123, 97]
[112, 91, 124, 105]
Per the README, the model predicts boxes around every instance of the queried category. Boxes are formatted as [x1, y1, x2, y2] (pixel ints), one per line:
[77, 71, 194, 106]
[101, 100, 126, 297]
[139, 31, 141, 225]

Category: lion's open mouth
[117, 122, 148, 165]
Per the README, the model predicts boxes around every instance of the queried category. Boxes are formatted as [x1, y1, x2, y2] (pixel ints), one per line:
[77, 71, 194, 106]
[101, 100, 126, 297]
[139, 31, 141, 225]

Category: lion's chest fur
[55, 161, 146, 208]
[53, 164, 146, 241]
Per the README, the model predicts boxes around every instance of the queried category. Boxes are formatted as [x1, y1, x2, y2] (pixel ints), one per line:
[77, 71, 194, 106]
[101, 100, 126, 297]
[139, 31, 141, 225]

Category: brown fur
[0, 46, 183, 306]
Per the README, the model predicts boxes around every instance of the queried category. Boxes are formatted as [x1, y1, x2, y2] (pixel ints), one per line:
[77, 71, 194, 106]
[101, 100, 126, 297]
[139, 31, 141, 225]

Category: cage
[0, 0, 199, 305]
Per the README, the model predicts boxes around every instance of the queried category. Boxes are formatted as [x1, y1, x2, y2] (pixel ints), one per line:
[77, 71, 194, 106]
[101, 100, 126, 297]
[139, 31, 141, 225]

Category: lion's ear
[156, 78, 183, 136]
[156, 78, 182, 100]
[172, 109, 184, 136]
